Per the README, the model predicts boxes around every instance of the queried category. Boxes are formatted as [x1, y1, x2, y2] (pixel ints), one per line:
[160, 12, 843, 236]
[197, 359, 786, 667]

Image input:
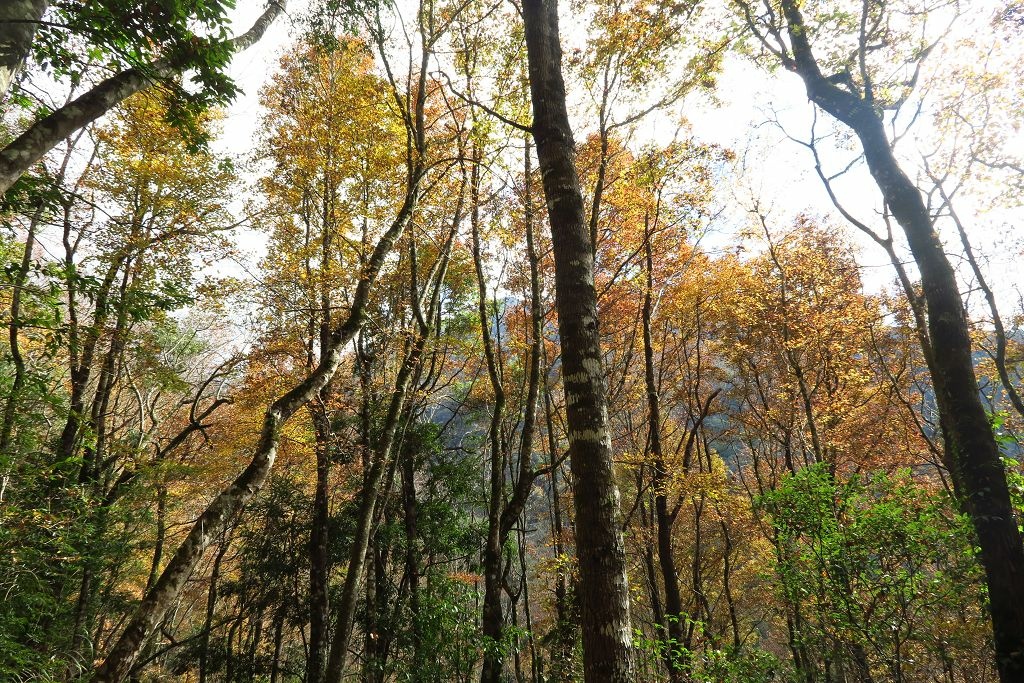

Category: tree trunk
[0, 203, 41, 458]
[308, 212, 336, 683]
[521, 0, 635, 679]
[323, 222, 450, 681]
[642, 233, 685, 681]
[307, 409, 331, 683]
[0, 1, 284, 195]
[471, 143, 510, 683]
[0, 0, 48, 99]
[198, 534, 230, 683]
[401, 448, 423, 677]
[543, 384, 575, 678]
[93, 179, 416, 683]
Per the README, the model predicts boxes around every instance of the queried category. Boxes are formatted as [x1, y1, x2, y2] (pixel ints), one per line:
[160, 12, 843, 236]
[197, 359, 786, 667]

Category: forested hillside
[2, 1, 1023, 681]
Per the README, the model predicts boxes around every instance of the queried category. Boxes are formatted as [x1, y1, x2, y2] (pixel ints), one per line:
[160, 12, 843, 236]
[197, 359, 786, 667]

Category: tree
[738, 1, 1024, 677]
[0, 0, 285, 196]
[92, 28, 430, 675]
[522, 0, 636, 679]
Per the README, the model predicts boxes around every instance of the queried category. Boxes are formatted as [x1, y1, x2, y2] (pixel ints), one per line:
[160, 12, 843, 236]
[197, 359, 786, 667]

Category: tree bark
[521, 0, 635, 679]
[0, 0, 48, 99]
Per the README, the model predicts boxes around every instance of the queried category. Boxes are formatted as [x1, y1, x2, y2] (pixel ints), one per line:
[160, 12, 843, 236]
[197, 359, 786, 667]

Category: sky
[212, 0, 1024, 307]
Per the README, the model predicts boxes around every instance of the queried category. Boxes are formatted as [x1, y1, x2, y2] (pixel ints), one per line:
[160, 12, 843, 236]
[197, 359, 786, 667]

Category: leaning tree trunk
[92, 184, 417, 683]
[778, 1, 1024, 678]
[0, 1, 284, 195]
[521, 0, 635, 679]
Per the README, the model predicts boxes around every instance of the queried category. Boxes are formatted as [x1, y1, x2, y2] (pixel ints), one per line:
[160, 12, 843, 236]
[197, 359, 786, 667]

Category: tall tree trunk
[323, 329, 423, 683]
[0, 203, 41, 459]
[307, 409, 332, 683]
[198, 534, 230, 683]
[521, 0, 635, 679]
[401, 447, 423, 677]
[776, 2, 1024, 677]
[60, 258, 121, 470]
[323, 220, 451, 682]
[471, 143, 510, 683]
[642, 232, 685, 682]
[145, 486, 167, 594]
[719, 515, 741, 651]
[308, 206, 336, 683]
[543, 384, 575, 678]
[269, 607, 285, 683]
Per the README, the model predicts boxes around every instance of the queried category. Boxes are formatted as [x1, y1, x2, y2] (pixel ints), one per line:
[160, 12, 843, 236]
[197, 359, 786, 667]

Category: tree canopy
[2, 1, 1024, 681]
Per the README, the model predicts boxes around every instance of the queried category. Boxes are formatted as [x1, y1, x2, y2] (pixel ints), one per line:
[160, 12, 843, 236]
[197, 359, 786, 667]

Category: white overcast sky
[213, 0, 1024, 304]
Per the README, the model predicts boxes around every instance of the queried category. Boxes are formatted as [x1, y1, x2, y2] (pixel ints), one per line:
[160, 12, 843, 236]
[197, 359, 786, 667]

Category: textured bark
[0, 0, 47, 99]
[522, 0, 635, 679]
[92, 180, 415, 683]
[776, 1, 1024, 678]
[0, 1, 285, 195]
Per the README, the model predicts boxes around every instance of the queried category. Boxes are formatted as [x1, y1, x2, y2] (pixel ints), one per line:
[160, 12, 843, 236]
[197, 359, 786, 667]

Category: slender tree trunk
[471, 144, 510, 683]
[145, 486, 167, 593]
[521, 1, 635, 678]
[0, 2, 285, 195]
[323, 241, 446, 681]
[60, 258, 121, 470]
[719, 516, 741, 651]
[642, 233, 685, 681]
[543, 385, 575, 678]
[269, 607, 285, 683]
[308, 196, 336, 683]
[0, 204, 41, 459]
[401, 447, 423, 677]
[93, 182, 417, 683]
[777, 2, 1024, 677]
[198, 535, 229, 683]
[307, 411, 331, 683]
[323, 335, 421, 683]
